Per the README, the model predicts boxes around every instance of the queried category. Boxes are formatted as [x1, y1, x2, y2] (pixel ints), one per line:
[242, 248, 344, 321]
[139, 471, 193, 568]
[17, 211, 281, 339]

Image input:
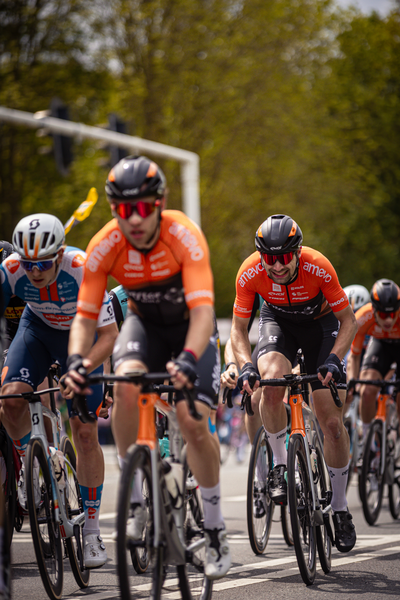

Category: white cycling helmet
[12, 213, 65, 259]
[343, 284, 370, 312]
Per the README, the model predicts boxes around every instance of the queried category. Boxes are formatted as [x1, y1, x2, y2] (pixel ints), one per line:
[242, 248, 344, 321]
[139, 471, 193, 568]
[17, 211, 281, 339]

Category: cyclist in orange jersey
[347, 279, 400, 436]
[230, 214, 357, 553]
[64, 155, 231, 580]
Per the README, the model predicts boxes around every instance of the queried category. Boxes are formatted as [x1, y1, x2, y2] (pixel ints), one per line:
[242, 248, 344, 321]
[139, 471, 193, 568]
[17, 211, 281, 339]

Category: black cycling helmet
[105, 155, 166, 201]
[370, 278, 400, 313]
[0, 241, 15, 263]
[255, 214, 303, 255]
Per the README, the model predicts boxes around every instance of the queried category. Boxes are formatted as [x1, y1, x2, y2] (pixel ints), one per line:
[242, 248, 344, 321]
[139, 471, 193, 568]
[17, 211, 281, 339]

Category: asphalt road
[10, 444, 400, 600]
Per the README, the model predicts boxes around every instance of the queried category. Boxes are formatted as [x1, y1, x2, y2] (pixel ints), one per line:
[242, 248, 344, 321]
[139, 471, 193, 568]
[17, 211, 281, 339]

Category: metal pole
[0, 106, 201, 226]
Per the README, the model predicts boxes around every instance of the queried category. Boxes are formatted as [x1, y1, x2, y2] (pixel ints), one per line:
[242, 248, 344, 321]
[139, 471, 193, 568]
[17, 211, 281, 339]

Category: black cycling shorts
[256, 305, 346, 391]
[112, 310, 220, 408]
[361, 337, 400, 376]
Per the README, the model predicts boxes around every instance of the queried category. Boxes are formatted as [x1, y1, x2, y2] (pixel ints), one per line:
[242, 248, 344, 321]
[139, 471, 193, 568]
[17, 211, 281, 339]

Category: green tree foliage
[0, 0, 399, 312]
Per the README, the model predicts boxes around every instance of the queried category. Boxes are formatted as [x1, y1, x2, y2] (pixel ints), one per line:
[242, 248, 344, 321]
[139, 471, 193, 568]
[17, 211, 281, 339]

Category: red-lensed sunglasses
[262, 251, 295, 266]
[112, 200, 160, 220]
[376, 310, 398, 320]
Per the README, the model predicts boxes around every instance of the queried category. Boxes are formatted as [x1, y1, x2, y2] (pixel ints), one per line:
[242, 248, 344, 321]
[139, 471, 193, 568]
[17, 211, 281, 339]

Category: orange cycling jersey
[351, 302, 400, 355]
[233, 246, 348, 323]
[77, 210, 214, 326]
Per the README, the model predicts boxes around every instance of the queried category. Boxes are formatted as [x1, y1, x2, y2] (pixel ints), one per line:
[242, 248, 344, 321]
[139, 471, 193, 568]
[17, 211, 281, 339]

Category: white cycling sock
[265, 427, 287, 467]
[328, 461, 350, 512]
[118, 455, 144, 506]
[200, 483, 225, 530]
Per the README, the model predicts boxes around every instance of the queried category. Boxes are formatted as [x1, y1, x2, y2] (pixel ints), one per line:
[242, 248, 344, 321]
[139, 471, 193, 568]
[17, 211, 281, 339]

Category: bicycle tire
[344, 416, 356, 491]
[359, 420, 384, 525]
[180, 472, 213, 600]
[287, 433, 317, 586]
[60, 436, 90, 588]
[26, 438, 63, 600]
[280, 504, 294, 547]
[246, 426, 274, 554]
[314, 441, 332, 574]
[0, 426, 16, 549]
[117, 444, 154, 600]
[388, 476, 400, 519]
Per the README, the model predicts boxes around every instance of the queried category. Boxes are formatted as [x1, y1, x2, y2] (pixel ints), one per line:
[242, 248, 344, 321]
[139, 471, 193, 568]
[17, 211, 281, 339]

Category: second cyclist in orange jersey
[234, 247, 346, 321]
[77, 211, 213, 324]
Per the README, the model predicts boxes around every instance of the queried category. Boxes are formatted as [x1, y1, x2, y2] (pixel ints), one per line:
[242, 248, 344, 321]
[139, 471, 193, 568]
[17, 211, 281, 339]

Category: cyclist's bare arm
[230, 314, 258, 395]
[318, 304, 357, 386]
[63, 314, 98, 395]
[221, 338, 239, 389]
[166, 304, 214, 389]
[86, 321, 118, 372]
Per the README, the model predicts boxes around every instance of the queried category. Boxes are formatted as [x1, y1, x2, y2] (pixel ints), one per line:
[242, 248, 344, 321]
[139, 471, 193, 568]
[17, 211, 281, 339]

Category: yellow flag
[64, 188, 98, 234]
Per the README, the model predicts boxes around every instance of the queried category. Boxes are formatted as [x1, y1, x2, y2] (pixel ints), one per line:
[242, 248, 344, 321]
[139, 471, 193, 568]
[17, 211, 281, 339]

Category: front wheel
[60, 436, 90, 588]
[359, 421, 384, 525]
[281, 504, 294, 547]
[117, 445, 154, 600]
[314, 442, 332, 574]
[246, 426, 274, 554]
[26, 438, 63, 600]
[287, 434, 317, 586]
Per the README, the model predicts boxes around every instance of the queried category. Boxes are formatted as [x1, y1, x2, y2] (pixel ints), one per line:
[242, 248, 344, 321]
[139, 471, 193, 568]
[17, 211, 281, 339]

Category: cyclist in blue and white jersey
[0, 213, 118, 569]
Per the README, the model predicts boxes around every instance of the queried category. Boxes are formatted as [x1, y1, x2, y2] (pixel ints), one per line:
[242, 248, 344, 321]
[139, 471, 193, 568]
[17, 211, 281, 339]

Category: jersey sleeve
[350, 304, 374, 355]
[314, 254, 349, 313]
[233, 254, 260, 319]
[165, 213, 214, 309]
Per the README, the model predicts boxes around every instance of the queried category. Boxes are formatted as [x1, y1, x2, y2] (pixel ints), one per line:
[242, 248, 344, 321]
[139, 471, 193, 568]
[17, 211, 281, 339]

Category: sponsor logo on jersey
[86, 230, 123, 273]
[272, 283, 281, 291]
[234, 303, 250, 314]
[329, 296, 346, 308]
[169, 222, 204, 261]
[6, 259, 20, 274]
[149, 250, 166, 262]
[238, 262, 264, 287]
[128, 249, 142, 265]
[303, 261, 332, 283]
[71, 253, 85, 268]
[185, 290, 213, 303]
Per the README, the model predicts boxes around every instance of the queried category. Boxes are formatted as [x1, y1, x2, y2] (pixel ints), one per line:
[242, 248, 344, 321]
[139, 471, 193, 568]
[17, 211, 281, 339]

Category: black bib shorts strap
[112, 310, 220, 408]
[361, 337, 400, 377]
[256, 304, 346, 391]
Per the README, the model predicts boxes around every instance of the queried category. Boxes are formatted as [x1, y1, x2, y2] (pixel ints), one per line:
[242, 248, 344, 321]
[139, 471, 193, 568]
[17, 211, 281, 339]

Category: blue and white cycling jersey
[0, 246, 114, 329]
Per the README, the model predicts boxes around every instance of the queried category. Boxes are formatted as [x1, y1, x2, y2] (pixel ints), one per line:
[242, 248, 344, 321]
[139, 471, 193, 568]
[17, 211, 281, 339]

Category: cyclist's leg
[244, 346, 262, 445]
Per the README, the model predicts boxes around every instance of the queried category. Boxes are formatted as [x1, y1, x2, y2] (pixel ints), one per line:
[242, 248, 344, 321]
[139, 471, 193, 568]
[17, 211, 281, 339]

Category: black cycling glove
[237, 362, 260, 391]
[66, 354, 88, 390]
[318, 353, 342, 383]
[173, 350, 198, 384]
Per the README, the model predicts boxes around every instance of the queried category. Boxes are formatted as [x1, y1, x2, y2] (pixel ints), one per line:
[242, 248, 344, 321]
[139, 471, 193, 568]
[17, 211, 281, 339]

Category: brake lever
[319, 366, 342, 408]
[242, 373, 257, 416]
[222, 387, 233, 408]
[183, 386, 202, 421]
[71, 394, 96, 424]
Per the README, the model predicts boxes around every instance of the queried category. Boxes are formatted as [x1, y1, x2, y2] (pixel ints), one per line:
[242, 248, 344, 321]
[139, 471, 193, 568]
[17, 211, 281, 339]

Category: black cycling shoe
[332, 509, 356, 552]
[268, 464, 287, 505]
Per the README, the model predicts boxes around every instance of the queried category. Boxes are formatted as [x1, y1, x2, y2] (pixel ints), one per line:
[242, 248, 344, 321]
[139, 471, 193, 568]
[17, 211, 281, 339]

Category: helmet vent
[16, 232, 23, 249]
[41, 232, 50, 249]
[29, 232, 35, 251]
[50, 234, 55, 247]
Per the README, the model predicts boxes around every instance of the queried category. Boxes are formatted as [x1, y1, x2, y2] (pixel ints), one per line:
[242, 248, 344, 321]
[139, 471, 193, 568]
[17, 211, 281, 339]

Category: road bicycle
[87, 370, 213, 600]
[348, 377, 400, 525]
[0, 371, 90, 600]
[241, 351, 342, 586]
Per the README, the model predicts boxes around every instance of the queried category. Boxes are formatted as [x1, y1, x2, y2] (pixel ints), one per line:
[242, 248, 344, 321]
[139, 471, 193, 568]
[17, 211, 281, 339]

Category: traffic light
[50, 97, 73, 176]
[108, 113, 128, 167]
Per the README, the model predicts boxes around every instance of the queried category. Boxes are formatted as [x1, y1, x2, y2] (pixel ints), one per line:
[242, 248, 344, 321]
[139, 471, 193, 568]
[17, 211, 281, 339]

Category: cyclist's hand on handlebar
[237, 362, 260, 395]
[166, 350, 198, 390]
[63, 354, 93, 397]
[221, 363, 238, 389]
[317, 353, 342, 387]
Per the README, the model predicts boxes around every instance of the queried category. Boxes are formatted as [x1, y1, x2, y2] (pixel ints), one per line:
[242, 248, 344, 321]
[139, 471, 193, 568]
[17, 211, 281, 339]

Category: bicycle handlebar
[348, 378, 400, 393]
[0, 387, 61, 400]
[86, 372, 203, 421]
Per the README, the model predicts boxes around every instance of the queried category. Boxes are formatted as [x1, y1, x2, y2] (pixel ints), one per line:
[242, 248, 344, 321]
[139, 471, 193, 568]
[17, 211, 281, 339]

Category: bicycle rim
[314, 442, 332, 574]
[130, 468, 151, 575]
[343, 416, 356, 491]
[280, 504, 294, 547]
[359, 421, 384, 525]
[60, 436, 90, 588]
[182, 480, 213, 600]
[246, 426, 274, 554]
[26, 438, 63, 600]
[287, 434, 316, 586]
[117, 444, 153, 600]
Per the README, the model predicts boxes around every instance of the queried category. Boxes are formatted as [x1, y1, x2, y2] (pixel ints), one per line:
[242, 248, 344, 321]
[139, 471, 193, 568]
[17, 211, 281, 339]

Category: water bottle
[163, 458, 184, 509]
[310, 448, 318, 481]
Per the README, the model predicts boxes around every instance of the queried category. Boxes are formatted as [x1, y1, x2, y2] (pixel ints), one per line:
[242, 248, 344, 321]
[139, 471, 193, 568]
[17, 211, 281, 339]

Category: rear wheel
[26, 438, 63, 600]
[117, 445, 154, 600]
[359, 420, 384, 525]
[0, 426, 16, 549]
[344, 416, 357, 491]
[281, 504, 294, 547]
[60, 436, 90, 588]
[246, 426, 274, 554]
[287, 434, 316, 586]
